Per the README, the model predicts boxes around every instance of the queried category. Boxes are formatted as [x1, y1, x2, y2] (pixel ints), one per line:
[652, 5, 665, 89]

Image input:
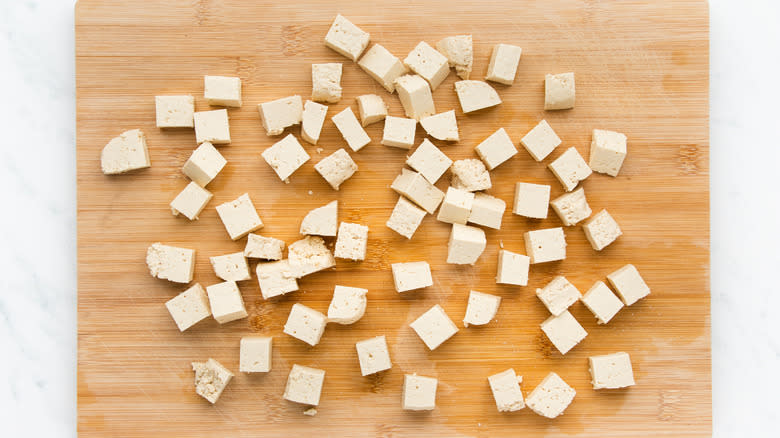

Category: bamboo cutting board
[76, 0, 710, 436]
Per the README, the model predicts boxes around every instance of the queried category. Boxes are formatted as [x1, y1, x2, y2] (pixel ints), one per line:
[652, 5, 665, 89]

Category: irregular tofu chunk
[550, 187, 592, 226]
[100, 129, 150, 175]
[301, 100, 328, 145]
[450, 158, 491, 192]
[463, 290, 501, 327]
[192, 358, 233, 404]
[300, 200, 338, 237]
[436, 35, 473, 80]
[311, 63, 342, 103]
[327, 285, 368, 324]
[244, 234, 285, 260]
[287, 236, 336, 278]
[256, 259, 299, 299]
[257, 95, 303, 136]
[210, 252, 250, 282]
[420, 110, 459, 142]
[146, 242, 195, 284]
[454, 80, 501, 113]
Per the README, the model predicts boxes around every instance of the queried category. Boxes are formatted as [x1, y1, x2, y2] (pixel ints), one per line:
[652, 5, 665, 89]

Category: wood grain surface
[76, 0, 710, 436]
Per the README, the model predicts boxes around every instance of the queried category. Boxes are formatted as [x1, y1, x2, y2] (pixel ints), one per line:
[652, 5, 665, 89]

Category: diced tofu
[607, 264, 651, 306]
[454, 80, 501, 113]
[170, 181, 212, 220]
[390, 169, 445, 214]
[391, 261, 433, 292]
[283, 303, 328, 346]
[386, 196, 427, 239]
[550, 187, 592, 226]
[420, 110, 459, 142]
[358, 44, 408, 92]
[194, 109, 231, 145]
[301, 100, 328, 145]
[589, 129, 627, 176]
[524, 227, 566, 264]
[204, 75, 242, 107]
[155, 95, 194, 128]
[327, 285, 368, 324]
[549, 147, 592, 191]
[468, 193, 506, 229]
[520, 120, 561, 162]
[192, 358, 233, 404]
[513, 182, 550, 219]
[488, 369, 525, 412]
[450, 158, 491, 192]
[182, 142, 226, 187]
[314, 148, 358, 190]
[100, 129, 150, 175]
[165, 283, 211, 331]
[540, 310, 587, 355]
[404, 41, 450, 90]
[209, 252, 250, 282]
[257, 95, 303, 136]
[402, 374, 437, 411]
[544, 72, 575, 110]
[300, 200, 338, 237]
[463, 290, 501, 327]
[581, 281, 624, 324]
[206, 281, 248, 324]
[447, 223, 486, 265]
[244, 234, 285, 260]
[240, 337, 272, 373]
[406, 139, 452, 184]
[356, 94, 388, 126]
[215, 193, 264, 240]
[582, 209, 622, 251]
[311, 63, 342, 103]
[437, 186, 474, 225]
[526, 372, 576, 418]
[589, 352, 635, 389]
[495, 249, 530, 286]
[485, 44, 522, 85]
[284, 364, 325, 405]
[382, 116, 417, 149]
[287, 236, 336, 278]
[324, 14, 370, 61]
[475, 128, 517, 170]
[332, 107, 371, 152]
[355, 335, 392, 376]
[536, 276, 582, 316]
[436, 35, 473, 80]
[146, 242, 195, 284]
[256, 259, 299, 299]
[262, 134, 311, 182]
[394, 74, 436, 120]
[410, 304, 459, 350]
[334, 222, 368, 261]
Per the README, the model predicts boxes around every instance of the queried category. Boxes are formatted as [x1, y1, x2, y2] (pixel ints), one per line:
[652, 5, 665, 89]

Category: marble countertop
[0, 0, 777, 435]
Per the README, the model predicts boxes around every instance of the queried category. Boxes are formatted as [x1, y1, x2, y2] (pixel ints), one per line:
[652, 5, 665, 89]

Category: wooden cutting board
[76, 0, 710, 436]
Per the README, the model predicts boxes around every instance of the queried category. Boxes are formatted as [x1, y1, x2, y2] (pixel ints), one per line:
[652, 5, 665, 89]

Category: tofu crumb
[303, 407, 318, 416]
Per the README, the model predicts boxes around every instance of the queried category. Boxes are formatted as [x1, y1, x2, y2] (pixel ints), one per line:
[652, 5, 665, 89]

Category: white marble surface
[0, 0, 777, 435]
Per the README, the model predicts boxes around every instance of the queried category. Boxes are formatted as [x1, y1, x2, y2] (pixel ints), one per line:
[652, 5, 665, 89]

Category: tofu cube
[257, 95, 303, 136]
[436, 35, 473, 80]
[287, 236, 336, 278]
[394, 75, 435, 120]
[382, 116, 417, 149]
[402, 374, 438, 411]
[536, 276, 582, 316]
[437, 187, 474, 225]
[463, 290, 501, 327]
[100, 129, 150, 175]
[334, 222, 369, 261]
[284, 364, 325, 406]
[520, 120, 561, 162]
[410, 304, 458, 350]
[324, 14, 369, 61]
[540, 310, 587, 355]
[582, 209, 622, 251]
[194, 109, 231, 145]
[495, 249, 530, 286]
[204, 75, 242, 107]
[165, 283, 211, 331]
[420, 110, 459, 142]
[544, 72, 575, 110]
[524, 227, 566, 264]
[210, 252, 250, 282]
[475, 128, 517, 170]
[356, 94, 388, 126]
[215, 193, 264, 240]
[300, 200, 338, 237]
[170, 181, 212, 220]
[447, 223, 486, 265]
[513, 182, 550, 219]
[404, 41, 450, 90]
[406, 139, 452, 184]
[358, 44, 408, 92]
[390, 169, 445, 214]
[327, 285, 368, 324]
[332, 107, 371, 152]
[206, 281, 248, 324]
[485, 44, 522, 85]
[301, 100, 328, 145]
[240, 336, 272, 373]
[488, 368, 525, 412]
[607, 264, 651, 306]
[355, 335, 392, 376]
[244, 233, 285, 260]
[526, 372, 576, 418]
[450, 158, 491, 192]
[146, 242, 195, 283]
[391, 261, 433, 292]
[155, 95, 194, 128]
[262, 134, 311, 182]
[589, 352, 636, 389]
[468, 193, 506, 229]
[283, 303, 328, 346]
[550, 187, 592, 226]
[549, 147, 592, 191]
[386, 196, 427, 239]
[182, 141, 226, 187]
[256, 259, 299, 299]
[454, 80, 501, 113]
[589, 129, 627, 176]
[314, 148, 358, 190]
[311, 63, 342, 103]
[192, 358, 233, 404]
[581, 281, 624, 324]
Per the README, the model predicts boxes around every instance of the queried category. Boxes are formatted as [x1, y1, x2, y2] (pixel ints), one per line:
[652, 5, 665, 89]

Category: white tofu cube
[406, 139, 452, 184]
[468, 193, 506, 229]
[300, 200, 338, 237]
[146, 242, 195, 284]
[209, 252, 250, 282]
[524, 227, 566, 264]
[358, 44, 408, 92]
[382, 116, 417, 149]
[194, 109, 231, 145]
[540, 310, 587, 355]
[536, 276, 582, 316]
[244, 233, 285, 260]
[485, 44, 522, 85]
[402, 374, 437, 411]
[394, 74, 435, 120]
[256, 259, 298, 299]
[589, 352, 635, 389]
[356, 94, 388, 126]
[390, 169, 445, 214]
[311, 63, 342, 103]
[192, 358, 233, 404]
[257, 95, 303, 136]
[262, 134, 311, 182]
[436, 35, 473, 80]
[581, 281, 624, 324]
[287, 236, 336, 278]
[165, 283, 211, 331]
[170, 181, 212, 220]
[332, 107, 371, 152]
[496, 249, 530, 286]
[544, 72, 575, 110]
[520, 120, 561, 162]
[327, 285, 368, 324]
[549, 147, 592, 191]
[204, 75, 241, 107]
[475, 128, 517, 170]
[589, 129, 627, 176]
[410, 304, 459, 350]
[551, 187, 592, 226]
[420, 110, 459, 142]
[450, 158, 491, 192]
[215, 193, 264, 240]
[283, 303, 327, 346]
[607, 264, 651, 306]
[582, 209, 622, 251]
[314, 148, 357, 190]
[284, 364, 325, 406]
[182, 141, 226, 187]
[155, 95, 194, 128]
[437, 187, 474, 225]
[324, 14, 369, 61]
[526, 372, 575, 418]
[404, 41, 450, 90]
[355, 335, 392, 376]
[447, 223, 486, 265]
[463, 290, 501, 327]
[513, 182, 550, 219]
[386, 196, 427, 239]
[301, 100, 328, 145]
[206, 281, 248, 324]
[334, 222, 368, 261]
[391, 261, 433, 292]
[240, 336, 272, 373]
[488, 368, 525, 412]
[454, 80, 501, 113]
[100, 129, 150, 175]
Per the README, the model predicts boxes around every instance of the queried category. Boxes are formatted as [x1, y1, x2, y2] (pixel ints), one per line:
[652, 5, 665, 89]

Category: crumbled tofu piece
[356, 335, 392, 376]
[475, 128, 517, 170]
[311, 63, 342, 103]
[332, 107, 371, 152]
[403, 374, 437, 411]
[327, 285, 368, 324]
[258, 95, 303, 136]
[447, 223, 486, 265]
[468, 193, 506, 229]
[334, 222, 368, 261]
[284, 364, 325, 405]
[155, 95, 194, 128]
[391, 261, 433, 292]
[589, 129, 627, 176]
[215, 193, 264, 240]
[549, 147, 592, 191]
[582, 209, 622, 251]
[526, 372, 576, 418]
[607, 264, 650, 306]
[210, 252, 250, 282]
[324, 14, 370, 61]
[287, 236, 336, 278]
[581, 281, 624, 324]
[551, 187, 592, 226]
[390, 168, 445, 214]
[495, 249, 530, 286]
[192, 358, 233, 404]
[165, 283, 211, 331]
[463, 290, 501, 327]
[206, 281, 248, 324]
[204, 75, 242, 107]
[454, 80, 501, 113]
[488, 368, 525, 412]
[256, 259, 299, 299]
[513, 182, 550, 219]
[240, 336, 272, 373]
[356, 94, 388, 126]
[410, 304, 459, 350]
[589, 352, 635, 389]
[382, 116, 417, 149]
[100, 129, 150, 175]
[303, 407, 318, 416]
[406, 139, 452, 184]
[262, 134, 311, 182]
[386, 196, 427, 239]
[404, 41, 450, 90]
[420, 110, 459, 142]
[284, 303, 328, 346]
[314, 148, 358, 190]
[301, 100, 328, 145]
[146, 242, 195, 283]
[244, 234, 285, 260]
[300, 200, 338, 236]
[450, 159, 491, 192]
[436, 35, 473, 80]
[485, 44, 522, 85]
[536, 276, 582, 316]
[544, 72, 575, 110]
[358, 44, 408, 92]
[524, 227, 566, 264]
[194, 109, 231, 145]
[520, 120, 561, 161]
[170, 181, 212, 220]
[541, 310, 587, 355]
[182, 141, 226, 187]
[437, 187, 474, 225]
[394, 74, 436, 120]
